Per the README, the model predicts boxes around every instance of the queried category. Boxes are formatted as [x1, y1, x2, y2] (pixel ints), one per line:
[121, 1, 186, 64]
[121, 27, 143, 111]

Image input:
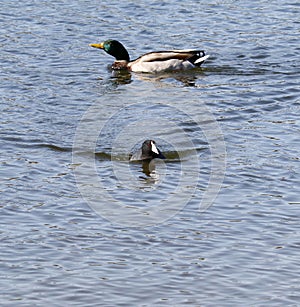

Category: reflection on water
[110, 69, 132, 85]
[110, 68, 205, 86]
[141, 160, 155, 177]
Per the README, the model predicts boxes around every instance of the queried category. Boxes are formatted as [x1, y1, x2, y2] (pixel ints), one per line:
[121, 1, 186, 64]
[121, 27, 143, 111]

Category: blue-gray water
[1, 0, 300, 306]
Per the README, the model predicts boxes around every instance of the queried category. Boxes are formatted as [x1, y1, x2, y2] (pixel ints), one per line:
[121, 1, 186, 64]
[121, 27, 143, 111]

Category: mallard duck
[89, 39, 210, 73]
[130, 140, 166, 161]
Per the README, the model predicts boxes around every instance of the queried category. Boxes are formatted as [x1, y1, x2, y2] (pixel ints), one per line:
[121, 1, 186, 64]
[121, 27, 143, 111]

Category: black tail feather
[188, 50, 206, 66]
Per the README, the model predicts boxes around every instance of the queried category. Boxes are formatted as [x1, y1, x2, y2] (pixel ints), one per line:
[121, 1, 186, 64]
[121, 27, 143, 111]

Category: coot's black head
[141, 140, 165, 160]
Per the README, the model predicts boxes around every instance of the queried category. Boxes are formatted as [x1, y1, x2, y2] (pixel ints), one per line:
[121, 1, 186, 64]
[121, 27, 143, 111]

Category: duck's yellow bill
[89, 42, 104, 49]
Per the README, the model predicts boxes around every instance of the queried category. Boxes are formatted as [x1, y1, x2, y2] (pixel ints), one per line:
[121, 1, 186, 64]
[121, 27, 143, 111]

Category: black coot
[130, 140, 165, 161]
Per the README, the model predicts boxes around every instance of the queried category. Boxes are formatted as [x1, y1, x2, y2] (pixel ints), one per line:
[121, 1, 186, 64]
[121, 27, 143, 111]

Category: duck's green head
[89, 40, 130, 62]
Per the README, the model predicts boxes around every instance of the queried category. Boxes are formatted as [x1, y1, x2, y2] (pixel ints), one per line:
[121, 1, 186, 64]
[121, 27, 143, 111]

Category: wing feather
[132, 50, 206, 63]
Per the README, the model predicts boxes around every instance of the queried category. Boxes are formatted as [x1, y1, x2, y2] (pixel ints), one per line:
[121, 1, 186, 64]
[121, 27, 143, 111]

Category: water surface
[1, 0, 300, 305]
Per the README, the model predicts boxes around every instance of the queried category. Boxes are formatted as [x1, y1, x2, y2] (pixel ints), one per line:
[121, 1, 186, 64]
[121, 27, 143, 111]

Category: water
[1, 0, 300, 305]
